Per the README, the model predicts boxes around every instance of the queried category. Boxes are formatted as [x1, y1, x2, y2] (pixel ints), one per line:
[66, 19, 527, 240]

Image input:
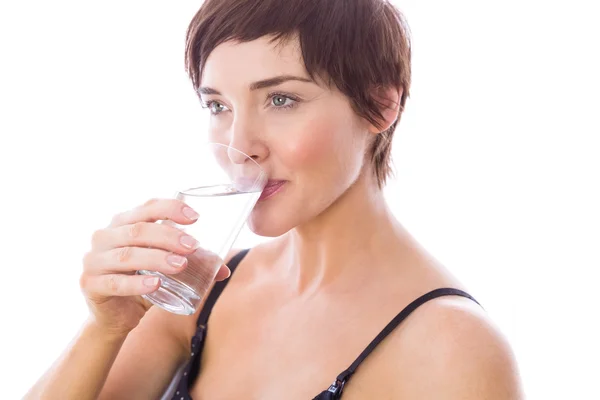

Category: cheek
[277, 114, 350, 170]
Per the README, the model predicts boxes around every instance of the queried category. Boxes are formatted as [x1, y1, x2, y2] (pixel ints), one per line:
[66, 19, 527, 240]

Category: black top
[170, 249, 482, 399]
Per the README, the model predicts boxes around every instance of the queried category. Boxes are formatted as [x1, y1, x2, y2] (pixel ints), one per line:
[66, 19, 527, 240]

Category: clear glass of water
[136, 142, 267, 315]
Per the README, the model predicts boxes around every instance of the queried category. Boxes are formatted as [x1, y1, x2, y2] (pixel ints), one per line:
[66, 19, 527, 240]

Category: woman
[26, 0, 523, 398]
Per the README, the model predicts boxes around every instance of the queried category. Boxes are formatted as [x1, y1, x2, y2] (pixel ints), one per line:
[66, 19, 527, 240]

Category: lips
[258, 180, 286, 201]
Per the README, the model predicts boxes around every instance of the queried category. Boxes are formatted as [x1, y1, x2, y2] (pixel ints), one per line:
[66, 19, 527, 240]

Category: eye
[209, 101, 227, 115]
[269, 93, 299, 110]
[202, 100, 229, 115]
[272, 95, 290, 107]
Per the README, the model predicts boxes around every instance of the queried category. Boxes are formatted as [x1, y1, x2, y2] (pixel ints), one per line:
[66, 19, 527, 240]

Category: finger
[84, 273, 161, 297]
[214, 265, 231, 281]
[109, 198, 200, 228]
[84, 247, 189, 275]
[91, 221, 199, 253]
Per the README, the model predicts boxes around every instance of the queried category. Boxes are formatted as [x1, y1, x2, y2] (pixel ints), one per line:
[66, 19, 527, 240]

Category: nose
[226, 145, 257, 165]
[226, 112, 268, 165]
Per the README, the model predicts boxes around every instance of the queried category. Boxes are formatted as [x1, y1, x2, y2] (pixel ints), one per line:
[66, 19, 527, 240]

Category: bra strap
[196, 248, 250, 327]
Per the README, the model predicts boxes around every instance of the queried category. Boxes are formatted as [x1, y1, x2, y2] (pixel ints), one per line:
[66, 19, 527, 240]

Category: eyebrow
[198, 75, 313, 95]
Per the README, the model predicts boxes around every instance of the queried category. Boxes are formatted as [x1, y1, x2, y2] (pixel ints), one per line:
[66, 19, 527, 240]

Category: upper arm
[99, 249, 243, 400]
[391, 298, 525, 399]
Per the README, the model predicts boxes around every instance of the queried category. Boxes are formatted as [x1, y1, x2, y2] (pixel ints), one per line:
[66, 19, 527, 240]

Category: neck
[279, 171, 408, 295]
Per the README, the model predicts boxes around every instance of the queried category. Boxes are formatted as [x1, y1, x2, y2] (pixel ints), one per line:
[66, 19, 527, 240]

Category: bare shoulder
[383, 295, 524, 399]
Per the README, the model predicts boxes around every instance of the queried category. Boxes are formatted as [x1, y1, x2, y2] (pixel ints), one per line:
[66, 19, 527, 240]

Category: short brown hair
[185, 0, 412, 188]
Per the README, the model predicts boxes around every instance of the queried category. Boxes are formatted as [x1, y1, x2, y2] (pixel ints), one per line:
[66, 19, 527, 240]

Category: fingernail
[180, 235, 198, 249]
[183, 207, 199, 220]
[167, 254, 187, 268]
[144, 277, 159, 287]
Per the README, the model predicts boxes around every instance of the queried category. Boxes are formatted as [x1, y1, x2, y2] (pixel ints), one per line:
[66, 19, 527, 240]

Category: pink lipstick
[258, 180, 286, 201]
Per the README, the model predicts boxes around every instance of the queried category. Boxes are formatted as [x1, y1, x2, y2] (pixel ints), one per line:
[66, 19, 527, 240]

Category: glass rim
[178, 180, 265, 196]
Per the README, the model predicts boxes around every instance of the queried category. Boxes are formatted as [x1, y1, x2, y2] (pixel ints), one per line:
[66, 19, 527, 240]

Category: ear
[367, 87, 403, 134]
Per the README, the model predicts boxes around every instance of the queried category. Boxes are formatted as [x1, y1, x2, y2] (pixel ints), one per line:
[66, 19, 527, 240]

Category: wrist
[83, 317, 131, 344]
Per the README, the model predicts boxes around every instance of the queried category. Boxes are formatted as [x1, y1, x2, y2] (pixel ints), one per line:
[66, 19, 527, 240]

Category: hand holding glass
[136, 143, 266, 315]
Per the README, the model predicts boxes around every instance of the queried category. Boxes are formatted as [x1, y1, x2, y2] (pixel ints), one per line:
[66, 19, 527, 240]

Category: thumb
[214, 264, 231, 281]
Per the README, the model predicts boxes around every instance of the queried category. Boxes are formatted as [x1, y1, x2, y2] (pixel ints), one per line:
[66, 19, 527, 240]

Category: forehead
[201, 36, 307, 87]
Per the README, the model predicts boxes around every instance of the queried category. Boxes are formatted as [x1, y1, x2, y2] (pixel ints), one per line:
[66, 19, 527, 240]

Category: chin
[245, 182, 297, 237]
[246, 206, 295, 237]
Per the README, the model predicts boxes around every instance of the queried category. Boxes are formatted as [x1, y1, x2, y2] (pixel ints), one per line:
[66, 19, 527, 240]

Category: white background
[1, 1, 598, 398]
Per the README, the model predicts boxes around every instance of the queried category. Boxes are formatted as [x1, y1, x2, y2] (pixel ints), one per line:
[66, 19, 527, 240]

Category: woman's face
[200, 36, 372, 237]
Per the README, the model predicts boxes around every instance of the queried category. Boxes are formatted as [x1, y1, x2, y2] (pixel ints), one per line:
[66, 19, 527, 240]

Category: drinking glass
[136, 142, 267, 315]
